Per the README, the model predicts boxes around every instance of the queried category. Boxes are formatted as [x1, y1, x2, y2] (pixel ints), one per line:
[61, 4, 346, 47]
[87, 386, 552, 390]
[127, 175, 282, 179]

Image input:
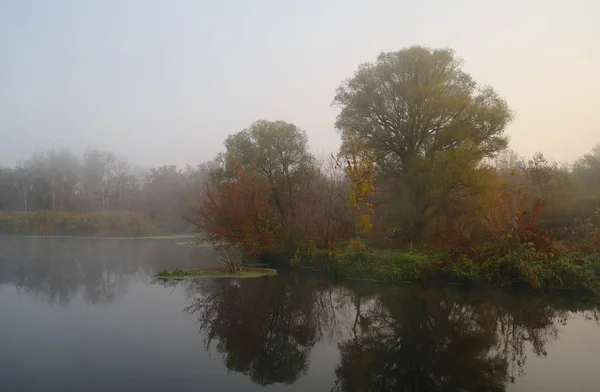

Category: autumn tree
[333, 46, 513, 243]
[300, 155, 354, 249]
[189, 120, 357, 260]
[189, 162, 275, 259]
[342, 137, 376, 251]
[223, 120, 314, 220]
[220, 120, 317, 249]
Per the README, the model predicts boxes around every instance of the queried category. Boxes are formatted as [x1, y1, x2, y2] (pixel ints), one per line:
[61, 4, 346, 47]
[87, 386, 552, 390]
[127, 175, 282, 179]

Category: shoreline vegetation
[325, 246, 600, 294]
[156, 267, 277, 279]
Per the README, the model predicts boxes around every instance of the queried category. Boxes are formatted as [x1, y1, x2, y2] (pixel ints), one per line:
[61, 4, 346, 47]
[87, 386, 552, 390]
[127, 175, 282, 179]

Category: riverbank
[327, 244, 600, 294]
[0, 211, 157, 237]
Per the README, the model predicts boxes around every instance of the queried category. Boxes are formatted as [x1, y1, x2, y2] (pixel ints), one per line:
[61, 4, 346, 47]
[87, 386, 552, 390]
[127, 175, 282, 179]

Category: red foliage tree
[187, 164, 275, 256]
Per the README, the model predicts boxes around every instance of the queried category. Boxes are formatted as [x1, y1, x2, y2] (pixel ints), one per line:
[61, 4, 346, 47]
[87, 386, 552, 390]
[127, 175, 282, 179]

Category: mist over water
[1, 237, 599, 391]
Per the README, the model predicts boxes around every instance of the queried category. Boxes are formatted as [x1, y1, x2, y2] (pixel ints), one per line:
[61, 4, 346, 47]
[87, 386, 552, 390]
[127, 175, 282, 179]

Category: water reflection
[337, 289, 599, 392]
[1, 238, 599, 390]
[176, 275, 600, 391]
[0, 237, 219, 304]
[180, 276, 336, 386]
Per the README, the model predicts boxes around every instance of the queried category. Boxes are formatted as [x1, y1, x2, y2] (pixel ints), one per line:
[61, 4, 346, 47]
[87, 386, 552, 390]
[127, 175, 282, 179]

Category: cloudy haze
[1, 0, 598, 168]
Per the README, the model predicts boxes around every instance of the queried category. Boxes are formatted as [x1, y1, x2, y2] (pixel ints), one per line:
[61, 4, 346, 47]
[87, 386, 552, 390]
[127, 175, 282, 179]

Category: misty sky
[1, 0, 598, 168]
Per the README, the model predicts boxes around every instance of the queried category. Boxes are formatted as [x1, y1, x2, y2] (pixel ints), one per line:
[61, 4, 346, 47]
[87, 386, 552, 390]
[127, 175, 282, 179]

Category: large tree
[333, 46, 512, 173]
[220, 120, 316, 248]
[333, 46, 513, 242]
[224, 120, 313, 180]
[223, 120, 314, 217]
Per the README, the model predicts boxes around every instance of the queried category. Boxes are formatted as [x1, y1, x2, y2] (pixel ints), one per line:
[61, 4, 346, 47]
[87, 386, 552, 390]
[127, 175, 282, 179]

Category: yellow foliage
[345, 137, 376, 209]
[344, 136, 376, 247]
[348, 237, 368, 252]
[358, 214, 373, 235]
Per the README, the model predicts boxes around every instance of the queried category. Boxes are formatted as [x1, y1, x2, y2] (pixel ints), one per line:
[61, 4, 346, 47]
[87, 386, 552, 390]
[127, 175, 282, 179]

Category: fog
[1, 0, 598, 168]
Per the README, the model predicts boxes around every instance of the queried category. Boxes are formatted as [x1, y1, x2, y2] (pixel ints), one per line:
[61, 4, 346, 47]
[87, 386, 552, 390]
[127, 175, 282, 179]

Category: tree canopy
[223, 120, 313, 184]
[333, 46, 512, 174]
[333, 46, 514, 242]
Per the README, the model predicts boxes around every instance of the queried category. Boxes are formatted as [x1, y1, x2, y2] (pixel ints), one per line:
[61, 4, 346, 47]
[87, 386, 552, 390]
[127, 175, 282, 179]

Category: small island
[156, 267, 277, 280]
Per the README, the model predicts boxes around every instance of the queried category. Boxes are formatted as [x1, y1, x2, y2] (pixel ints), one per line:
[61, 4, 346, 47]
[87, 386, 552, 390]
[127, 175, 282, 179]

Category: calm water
[1, 238, 599, 392]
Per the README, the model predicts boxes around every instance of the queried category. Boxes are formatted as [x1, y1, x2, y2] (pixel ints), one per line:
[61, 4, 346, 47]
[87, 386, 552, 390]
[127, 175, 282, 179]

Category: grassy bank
[328, 244, 600, 294]
[0, 211, 157, 237]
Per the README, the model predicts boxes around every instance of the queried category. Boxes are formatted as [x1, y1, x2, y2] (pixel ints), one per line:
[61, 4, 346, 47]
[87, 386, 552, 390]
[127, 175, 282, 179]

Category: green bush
[0, 211, 157, 237]
[329, 245, 600, 294]
[329, 250, 436, 282]
[437, 257, 481, 285]
[480, 243, 549, 289]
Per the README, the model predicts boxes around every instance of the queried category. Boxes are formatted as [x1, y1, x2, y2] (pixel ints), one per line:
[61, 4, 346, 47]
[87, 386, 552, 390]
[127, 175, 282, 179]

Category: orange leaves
[189, 164, 275, 256]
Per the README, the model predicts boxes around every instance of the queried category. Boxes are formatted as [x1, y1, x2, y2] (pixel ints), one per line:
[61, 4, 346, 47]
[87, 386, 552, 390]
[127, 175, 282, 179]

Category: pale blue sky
[1, 0, 598, 167]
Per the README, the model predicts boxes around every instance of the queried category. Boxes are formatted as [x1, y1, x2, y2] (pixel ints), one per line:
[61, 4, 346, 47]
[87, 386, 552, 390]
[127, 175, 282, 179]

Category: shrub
[329, 250, 435, 282]
[480, 243, 549, 289]
[436, 256, 480, 285]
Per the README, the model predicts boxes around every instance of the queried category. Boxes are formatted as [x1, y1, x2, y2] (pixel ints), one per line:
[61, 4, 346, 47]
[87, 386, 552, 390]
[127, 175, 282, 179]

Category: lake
[1, 237, 599, 392]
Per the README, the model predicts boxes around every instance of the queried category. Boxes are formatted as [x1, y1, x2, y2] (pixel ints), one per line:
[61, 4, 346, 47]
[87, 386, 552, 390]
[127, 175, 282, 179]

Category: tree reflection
[5, 235, 594, 391]
[0, 254, 135, 305]
[183, 274, 338, 386]
[331, 286, 598, 392]
[176, 274, 600, 391]
[0, 238, 142, 304]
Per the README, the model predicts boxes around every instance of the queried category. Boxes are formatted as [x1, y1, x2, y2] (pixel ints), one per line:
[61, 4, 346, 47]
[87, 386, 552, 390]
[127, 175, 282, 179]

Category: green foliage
[333, 46, 511, 174]
[480, 244, 600, 293]
[198, 120, 328, 259]
[333, 46, 512, 243]
[437, 257, 481, 285]
[289, 248, 302, 266]
[329, 245, 600, 293]
[223, 120, 314, 186]
[480, 244, 549, 289]
[329, 250, 436, 282]
[0, 210, 156, 237]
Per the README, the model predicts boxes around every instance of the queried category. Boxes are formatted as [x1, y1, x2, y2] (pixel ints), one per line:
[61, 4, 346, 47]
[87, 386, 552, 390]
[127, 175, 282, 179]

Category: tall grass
[0, 210, 157, 237]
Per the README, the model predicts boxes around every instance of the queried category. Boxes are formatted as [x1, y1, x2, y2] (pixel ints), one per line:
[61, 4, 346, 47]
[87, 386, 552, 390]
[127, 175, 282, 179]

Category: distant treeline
[0, 211, 156, 237]
[0, 148, 217, 232]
